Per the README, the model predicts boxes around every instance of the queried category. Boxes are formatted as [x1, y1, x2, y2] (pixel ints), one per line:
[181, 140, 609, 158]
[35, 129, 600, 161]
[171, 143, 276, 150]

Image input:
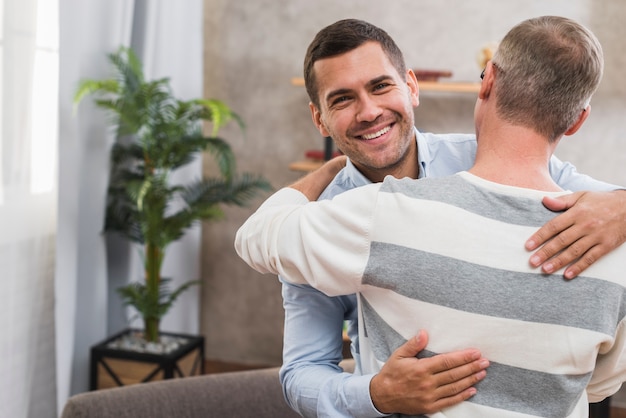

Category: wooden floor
[589, 406, 626, 418]
[612, 407, 626, 418]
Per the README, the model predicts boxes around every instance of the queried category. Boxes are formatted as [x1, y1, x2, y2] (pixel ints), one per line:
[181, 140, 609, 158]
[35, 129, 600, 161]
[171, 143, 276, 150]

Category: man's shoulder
[418, 131, 477, 149]
[415, 131, 478, 177]
[319, 172, 354, 200]
[319, 160, 370, 200]
[419, 131, 476, 142]
[381, 172, 465, 191]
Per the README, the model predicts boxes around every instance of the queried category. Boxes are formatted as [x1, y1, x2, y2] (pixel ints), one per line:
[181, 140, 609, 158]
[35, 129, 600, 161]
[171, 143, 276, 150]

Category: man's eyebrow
[368, 75, 394, 87]
[324, 75, 395, 104]
[325, 88, 352, 104]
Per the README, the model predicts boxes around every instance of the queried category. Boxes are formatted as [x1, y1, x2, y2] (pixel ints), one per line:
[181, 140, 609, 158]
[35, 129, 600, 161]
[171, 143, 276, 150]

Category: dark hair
[492, 16, 604, 141]
[303, 19, 407, 109]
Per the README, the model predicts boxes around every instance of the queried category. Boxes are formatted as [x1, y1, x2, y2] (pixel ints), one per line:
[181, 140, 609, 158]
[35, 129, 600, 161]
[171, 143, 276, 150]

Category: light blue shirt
[279, 129, 619, 418]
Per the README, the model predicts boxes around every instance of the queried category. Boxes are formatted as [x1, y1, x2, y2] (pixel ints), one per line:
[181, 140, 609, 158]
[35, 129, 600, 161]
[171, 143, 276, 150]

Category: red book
[304, 149, 343, 160]
[413, 69, 453, 81]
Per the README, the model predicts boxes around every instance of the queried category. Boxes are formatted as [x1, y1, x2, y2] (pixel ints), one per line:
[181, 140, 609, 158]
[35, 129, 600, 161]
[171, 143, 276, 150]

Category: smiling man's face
[310, 41, 420, 182]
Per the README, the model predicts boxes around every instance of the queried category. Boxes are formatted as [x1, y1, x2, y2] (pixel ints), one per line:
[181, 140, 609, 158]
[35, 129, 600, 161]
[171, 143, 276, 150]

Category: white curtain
[57, 1, 134, 414]
[0, 0, 204, 416]
[56, 0, 203, 415]
[0, 0, 59, 416]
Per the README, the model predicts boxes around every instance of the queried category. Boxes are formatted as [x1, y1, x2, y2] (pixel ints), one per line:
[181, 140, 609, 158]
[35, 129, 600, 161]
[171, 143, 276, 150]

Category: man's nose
[355, 95, 383, 122]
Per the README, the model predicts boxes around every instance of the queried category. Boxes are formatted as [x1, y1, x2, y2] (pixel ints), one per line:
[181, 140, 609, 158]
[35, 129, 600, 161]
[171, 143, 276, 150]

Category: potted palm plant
[74, 46, 271, 346]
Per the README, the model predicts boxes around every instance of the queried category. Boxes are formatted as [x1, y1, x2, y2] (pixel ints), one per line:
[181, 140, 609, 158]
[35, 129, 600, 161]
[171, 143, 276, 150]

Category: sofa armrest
[61, 367, 300, 418]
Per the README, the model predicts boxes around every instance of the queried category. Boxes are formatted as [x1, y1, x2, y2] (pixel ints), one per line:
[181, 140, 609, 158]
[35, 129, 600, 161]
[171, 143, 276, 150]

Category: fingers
[562, 242, 603, 279]
[525, 192, 585, 253]
[370, 349, 487, 415]
[395, 330, 429, 358]
[427, 387, 478, 412]
[371, 340, 489, 415]
[427, 348, 484, 375]
[525, 211, 577, 256]
[428, 368, 487, 411]
[526, 190, 626, 279]
[533, 233, 598, 275]
[422, 351, 489, 400]
[434, 356, 489, 388]
[398, 354, 488, 415]
[527, 222, 579, 271]
[538, 193, 584, 214]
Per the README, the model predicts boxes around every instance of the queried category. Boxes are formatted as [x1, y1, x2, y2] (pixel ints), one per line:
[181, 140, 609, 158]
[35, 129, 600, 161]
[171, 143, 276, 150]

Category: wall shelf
[289, 160, 324, 172]
[290, 77, 480, 93]
[416, 80, 480, 93]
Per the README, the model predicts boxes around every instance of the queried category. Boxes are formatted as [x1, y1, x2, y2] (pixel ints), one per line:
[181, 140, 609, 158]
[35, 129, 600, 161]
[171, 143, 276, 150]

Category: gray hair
[492, 16, 604, 141]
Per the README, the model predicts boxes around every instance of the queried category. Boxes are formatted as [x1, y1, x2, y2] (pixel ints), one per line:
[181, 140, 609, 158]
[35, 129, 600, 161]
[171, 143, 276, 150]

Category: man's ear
[310, 102, 330, 137]
[564, 105, 591, 136]
[406, 69, 419, 107]
[478, 61, 496, 100]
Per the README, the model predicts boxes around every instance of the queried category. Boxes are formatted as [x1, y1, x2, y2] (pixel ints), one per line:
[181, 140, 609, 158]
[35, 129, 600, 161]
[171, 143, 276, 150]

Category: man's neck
[469, 125, 562, 192]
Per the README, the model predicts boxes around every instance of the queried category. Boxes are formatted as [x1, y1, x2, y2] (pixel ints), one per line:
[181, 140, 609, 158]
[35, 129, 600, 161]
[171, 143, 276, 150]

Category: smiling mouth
[361, 125, 391, 140]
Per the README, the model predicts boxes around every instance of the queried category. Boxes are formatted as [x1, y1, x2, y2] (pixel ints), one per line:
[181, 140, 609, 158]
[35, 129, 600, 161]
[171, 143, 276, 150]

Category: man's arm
[234, 156, 371, 289]
[280, 281, 379, 417]
[526, 190, 626, 279]
[280, 282, 489, 417]
[239, 158, 489, 415]
[369, 331, 488, 415]
[586, 313, 626, 402]
[291, 155, 348, 200]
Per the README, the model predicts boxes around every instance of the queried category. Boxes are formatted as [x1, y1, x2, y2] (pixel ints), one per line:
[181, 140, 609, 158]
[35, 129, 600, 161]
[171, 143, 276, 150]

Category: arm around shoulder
[234, 156, 347, 277]
[527, 189, 626, 278]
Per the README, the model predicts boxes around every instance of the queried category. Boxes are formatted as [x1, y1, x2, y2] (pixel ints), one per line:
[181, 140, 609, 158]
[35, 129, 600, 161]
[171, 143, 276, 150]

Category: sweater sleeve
[586, 319, 626, 402]
[234, 185, 380, 296]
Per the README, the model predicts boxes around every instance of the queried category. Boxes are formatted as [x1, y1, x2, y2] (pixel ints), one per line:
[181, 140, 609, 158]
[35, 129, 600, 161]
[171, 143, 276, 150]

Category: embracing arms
[236, 156, 626, 416]
[290, 155, 626, 281]
[280, 281, 488, 417]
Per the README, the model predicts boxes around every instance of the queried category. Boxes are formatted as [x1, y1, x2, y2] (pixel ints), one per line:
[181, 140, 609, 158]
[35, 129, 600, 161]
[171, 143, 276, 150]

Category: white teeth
[362, 126, 391, 140]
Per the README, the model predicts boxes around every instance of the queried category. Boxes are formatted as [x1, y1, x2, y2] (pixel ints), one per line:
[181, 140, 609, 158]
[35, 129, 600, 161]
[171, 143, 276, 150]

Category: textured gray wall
[200, 0, 626, 368]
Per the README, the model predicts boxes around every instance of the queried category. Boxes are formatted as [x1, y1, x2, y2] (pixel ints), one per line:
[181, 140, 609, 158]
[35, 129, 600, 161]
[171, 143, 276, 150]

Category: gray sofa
[61, 360, 355, 418]
[60, 367, 300, 418]
[61, 358, 609, 418]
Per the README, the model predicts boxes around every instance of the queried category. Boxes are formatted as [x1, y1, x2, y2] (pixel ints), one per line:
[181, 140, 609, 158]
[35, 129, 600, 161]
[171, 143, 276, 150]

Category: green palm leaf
[74, 46, 272, 342]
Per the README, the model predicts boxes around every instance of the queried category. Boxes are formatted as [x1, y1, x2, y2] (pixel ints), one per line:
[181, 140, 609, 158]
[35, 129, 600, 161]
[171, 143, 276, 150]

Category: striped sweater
[235, 171, 626, 418]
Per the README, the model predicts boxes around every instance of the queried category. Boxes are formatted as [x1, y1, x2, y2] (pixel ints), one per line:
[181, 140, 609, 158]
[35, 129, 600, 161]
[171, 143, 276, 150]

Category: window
[30, 0, 59, 194]
[0, 0, 59, 204]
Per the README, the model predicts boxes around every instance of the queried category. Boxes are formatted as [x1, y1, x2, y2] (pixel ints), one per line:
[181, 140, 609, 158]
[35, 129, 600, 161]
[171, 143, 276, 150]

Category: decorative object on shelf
[413, 69, 453, 82]
[74, 46, 272, 344]
[477, 42, 499, 69]
[90, 328, 204, 390]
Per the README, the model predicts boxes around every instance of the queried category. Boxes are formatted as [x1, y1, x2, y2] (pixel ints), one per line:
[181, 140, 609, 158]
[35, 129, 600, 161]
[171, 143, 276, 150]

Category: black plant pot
[90, 328, 204, 390]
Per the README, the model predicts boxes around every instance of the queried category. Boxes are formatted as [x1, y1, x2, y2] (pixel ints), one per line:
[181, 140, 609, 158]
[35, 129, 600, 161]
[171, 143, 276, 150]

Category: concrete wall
[200, 0, 626, 378]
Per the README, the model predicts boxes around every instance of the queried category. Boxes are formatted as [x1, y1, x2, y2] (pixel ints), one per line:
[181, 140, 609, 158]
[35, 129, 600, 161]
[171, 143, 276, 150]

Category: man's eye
[331, 96, 350, 106]
[374, 83, 390, 91]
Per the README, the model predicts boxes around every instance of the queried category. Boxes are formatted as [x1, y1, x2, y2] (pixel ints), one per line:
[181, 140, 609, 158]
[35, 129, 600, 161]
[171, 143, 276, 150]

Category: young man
[249, 19, 626, 417]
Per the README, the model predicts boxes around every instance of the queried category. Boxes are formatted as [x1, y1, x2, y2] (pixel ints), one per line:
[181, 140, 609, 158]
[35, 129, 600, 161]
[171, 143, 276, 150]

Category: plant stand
[90, 328, 204, 390]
